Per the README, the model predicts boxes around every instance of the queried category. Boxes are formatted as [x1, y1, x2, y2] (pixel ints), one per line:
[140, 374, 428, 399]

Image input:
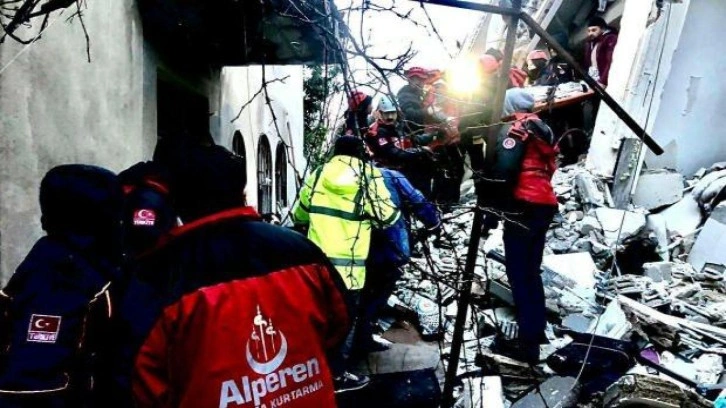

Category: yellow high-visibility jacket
[292, 155, 400, 290]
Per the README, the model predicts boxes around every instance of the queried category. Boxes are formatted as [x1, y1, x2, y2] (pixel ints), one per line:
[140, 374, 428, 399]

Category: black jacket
[397, 85, 427, 134]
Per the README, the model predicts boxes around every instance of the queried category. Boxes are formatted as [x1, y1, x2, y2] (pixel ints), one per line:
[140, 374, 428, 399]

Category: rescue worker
[292, 135, 399, 383]
[485, 48, 527, 88]
[487, 89, 559, 364]
[525, 49, 549, 85]
[397, 67, 445, 198]
[111, 142, 355, 407]
[365, 96, 435, 197]
[358, 168, 440, 353]
[537, 33, 576, 86]
[458, 54, 500, 199]
[424, 80, 465, 209]
[0, 164, 124, 408]
[344, 91, 374, 137]
[118, 161, 177, 258]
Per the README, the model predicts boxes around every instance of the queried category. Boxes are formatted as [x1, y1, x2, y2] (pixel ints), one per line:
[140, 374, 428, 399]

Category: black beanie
[159, 142, 247, 222]
[333, 135, 365, 159]
[588, 17, 607, 29]
[40, 164, 122, 237]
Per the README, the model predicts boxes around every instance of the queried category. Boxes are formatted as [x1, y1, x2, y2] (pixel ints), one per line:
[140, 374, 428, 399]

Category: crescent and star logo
[245, 305, 288, 375]
[27, 314, 62, 343]
[133, 208, 156, 226]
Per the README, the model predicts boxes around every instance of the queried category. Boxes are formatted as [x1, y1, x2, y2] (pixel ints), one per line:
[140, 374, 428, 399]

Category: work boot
[334, 372, 370, 393]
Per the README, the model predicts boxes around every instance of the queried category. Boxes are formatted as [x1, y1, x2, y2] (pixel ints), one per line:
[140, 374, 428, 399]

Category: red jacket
[513, 125, 558, 206]
[114, 207, 350, 408]
[584, 30, 618, 86]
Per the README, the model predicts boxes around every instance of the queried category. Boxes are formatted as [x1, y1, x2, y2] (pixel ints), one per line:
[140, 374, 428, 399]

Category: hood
[39, 164, 124, 260]
[319, 155, 368, 195]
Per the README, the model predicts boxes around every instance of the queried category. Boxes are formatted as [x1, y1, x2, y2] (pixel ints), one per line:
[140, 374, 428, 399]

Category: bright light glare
[446, 57, 481, 96]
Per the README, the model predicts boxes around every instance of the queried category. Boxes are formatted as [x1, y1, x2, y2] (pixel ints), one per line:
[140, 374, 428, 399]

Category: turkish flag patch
[502, 137, 517, 149]
[133, 209, 156, 226]
[27, 314, 62, 343]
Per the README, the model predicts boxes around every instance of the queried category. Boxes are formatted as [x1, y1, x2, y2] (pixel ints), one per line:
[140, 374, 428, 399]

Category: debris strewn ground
[366, 161, 726, 407]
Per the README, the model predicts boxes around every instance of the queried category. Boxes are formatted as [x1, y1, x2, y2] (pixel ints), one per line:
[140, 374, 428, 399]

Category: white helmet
[377, 96, 397, 113]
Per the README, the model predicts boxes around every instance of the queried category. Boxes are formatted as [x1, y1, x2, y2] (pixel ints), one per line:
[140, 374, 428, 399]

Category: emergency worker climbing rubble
[486, 88, 559, 364]
[292, 135, 400, 390]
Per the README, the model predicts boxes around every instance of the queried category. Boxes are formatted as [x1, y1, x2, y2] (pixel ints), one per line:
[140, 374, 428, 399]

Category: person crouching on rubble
[487, 88, 559, 365]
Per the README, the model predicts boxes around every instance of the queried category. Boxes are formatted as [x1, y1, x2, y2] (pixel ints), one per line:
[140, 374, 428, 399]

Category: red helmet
[479, 55, 500, 75]
[348, 91, 370, 111]
[404, 66, 429, 79]
[527, 49, 549, 61]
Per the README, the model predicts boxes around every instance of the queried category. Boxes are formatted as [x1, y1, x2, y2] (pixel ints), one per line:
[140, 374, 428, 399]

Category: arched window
[275, 143, 288, 208]
[257, 135, 273, 214]
[232, 131, 246, 158]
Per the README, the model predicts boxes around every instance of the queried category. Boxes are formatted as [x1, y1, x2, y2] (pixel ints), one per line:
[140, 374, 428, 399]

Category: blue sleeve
[390, 171, 440, 228]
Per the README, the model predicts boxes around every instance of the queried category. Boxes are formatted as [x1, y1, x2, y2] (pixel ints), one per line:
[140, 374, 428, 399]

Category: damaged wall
[586, 0, 690, 177]
[645, 0, 726, 175]
[588, 0, 726, 178]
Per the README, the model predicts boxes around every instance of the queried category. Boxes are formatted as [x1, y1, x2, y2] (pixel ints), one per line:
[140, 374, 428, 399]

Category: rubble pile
[381, 161, 726, 407]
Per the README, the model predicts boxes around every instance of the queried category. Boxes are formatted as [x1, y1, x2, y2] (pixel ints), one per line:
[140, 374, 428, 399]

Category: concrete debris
[543, 252, 598, 289]
[386, 161, 726, 407]
[594, 207, 647, 244]
[660, 194, 703, 238]
[590, 300, 632, 340]
[454, 376, 504, 408]
[688, 202, 726, 272]
[633, 170, 685, 211]
[510, 376, 579, 408]
[603, 374, 711, 407]
[642, 261, 674, 282]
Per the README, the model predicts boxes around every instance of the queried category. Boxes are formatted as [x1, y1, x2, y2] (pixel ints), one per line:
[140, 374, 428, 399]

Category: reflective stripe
[329, 257, 367, 267]
[309, 205, 365, 221]
[382, 209, 401, 225]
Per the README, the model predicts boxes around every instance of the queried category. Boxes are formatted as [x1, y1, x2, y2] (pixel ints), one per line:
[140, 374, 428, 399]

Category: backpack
[0, 237, 115, 407]
[481, 113, 557, 205]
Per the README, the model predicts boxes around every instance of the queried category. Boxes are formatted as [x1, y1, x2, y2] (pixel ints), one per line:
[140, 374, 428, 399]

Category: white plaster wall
[0, 0, 156, 283]
[219, 65, 305, 214]
[645, 0, 726, 175]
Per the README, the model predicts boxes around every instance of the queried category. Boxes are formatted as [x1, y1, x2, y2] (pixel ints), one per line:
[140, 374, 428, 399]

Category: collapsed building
[346, 0, 726, 407]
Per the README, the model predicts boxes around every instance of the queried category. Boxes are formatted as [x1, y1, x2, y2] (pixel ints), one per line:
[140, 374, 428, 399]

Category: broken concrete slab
[543, 252, 598, 289]
[688, 202, 726, 273]
[578, 215, 602, 236]
[590, 300, 632, 340]
[633, 170, 685, 210]
[562, 314, 593, 333]
[659, 194, 703, 237]
[642, 261, 674, 282]
[511, 376, 579, 408]
[454, 376, 504, 408]
[646, 214, 670, 261]
[575, 172, 606, 210]
[594, 208, 647, 244]
[603, 374, 711, 408]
